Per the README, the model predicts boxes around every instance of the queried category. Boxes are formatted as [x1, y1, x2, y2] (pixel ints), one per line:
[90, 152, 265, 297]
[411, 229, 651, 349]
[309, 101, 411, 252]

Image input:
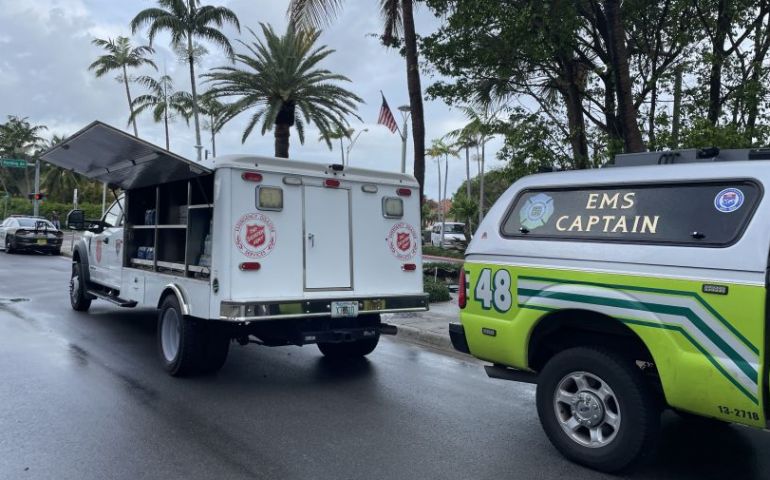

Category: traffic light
[27, 193, 46, 201]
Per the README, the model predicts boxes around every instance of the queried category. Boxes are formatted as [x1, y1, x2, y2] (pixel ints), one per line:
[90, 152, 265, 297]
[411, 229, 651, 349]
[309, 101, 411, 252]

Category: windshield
[444, 224, 465, 234]
[17, 218, 55, 229]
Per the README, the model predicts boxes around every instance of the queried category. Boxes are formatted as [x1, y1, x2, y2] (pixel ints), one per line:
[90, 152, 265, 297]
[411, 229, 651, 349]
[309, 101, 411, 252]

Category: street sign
[0, 158, 29, 168]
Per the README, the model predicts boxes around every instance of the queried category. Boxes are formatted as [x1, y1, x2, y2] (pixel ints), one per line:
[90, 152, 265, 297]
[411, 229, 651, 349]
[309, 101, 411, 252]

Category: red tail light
[324, 179, 340, 188]
[458, 268, 467, 309]
[397, 188, 412, 197]
[241, 172, 263, 182]
[239, 262, 261, 271]
[402, 263, 417, 271]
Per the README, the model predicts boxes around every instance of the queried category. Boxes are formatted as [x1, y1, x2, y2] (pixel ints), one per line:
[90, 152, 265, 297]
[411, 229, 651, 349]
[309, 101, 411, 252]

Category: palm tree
[318, 126, 352, 165]
[198, 94, 230, 158]
[426, 138, 458, 247]
[203, 24, 362, 158]
[451, 105, 498, 225]
[289, 0, 426, 203]
[130, 74, 193, 150]
[88, 37, 157, 137]
[131, 0, 241, 161]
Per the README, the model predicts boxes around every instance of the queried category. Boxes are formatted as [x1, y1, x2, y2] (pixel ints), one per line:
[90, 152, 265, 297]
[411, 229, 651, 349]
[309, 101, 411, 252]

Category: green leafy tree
[203, 24, 362, 158]
[289, 0, 427, 203]
[0, 116, 48, 196]
[130, 74, 193, 150]
[88, 37, 157, 137]
[131, 0, 241, 161]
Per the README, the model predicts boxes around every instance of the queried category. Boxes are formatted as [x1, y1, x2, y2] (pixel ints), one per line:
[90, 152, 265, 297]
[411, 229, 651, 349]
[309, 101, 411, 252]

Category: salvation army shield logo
[246, 224, 266, 248]
[397, 232, 411, 252]
[388, 223, 418, 260]
[235, 213, 276, 258]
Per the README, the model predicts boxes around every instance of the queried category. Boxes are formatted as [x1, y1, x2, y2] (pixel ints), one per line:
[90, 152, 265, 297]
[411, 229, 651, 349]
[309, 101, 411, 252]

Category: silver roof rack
[610, 148, 770, 168]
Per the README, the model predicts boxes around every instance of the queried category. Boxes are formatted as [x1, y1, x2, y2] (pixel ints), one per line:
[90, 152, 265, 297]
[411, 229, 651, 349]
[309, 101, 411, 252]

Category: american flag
[377, 94, 398, 134]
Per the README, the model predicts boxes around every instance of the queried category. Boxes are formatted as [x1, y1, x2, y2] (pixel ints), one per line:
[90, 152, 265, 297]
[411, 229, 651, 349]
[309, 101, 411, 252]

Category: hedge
[424, 278, 451, 303]
[422, 245, 465, 259]
[1, 197, 103, 222]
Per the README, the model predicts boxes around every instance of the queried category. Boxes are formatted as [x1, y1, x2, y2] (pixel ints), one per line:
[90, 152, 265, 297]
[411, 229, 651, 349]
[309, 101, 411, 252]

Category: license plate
[331, 301, 359, 318]
[36, 239, 47, 245]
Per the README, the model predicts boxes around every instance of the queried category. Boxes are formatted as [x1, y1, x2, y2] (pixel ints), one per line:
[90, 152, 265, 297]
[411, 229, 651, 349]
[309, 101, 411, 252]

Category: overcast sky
[0, 0, 507, 202]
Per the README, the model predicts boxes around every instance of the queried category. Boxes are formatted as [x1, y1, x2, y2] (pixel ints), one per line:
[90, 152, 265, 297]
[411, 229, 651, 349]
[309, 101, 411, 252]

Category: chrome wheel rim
[161, 308, 181, 363]
[69, 271, 80, 304]
[554, 371, 621, 448]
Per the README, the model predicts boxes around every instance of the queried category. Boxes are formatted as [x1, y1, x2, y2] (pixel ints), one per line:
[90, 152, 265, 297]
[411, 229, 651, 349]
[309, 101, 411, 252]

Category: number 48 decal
[474, 268, 512, 312]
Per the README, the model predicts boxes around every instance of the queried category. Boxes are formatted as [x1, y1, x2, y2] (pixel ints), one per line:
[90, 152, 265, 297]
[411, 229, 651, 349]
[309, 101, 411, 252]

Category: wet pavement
[2, 252, 770, 479]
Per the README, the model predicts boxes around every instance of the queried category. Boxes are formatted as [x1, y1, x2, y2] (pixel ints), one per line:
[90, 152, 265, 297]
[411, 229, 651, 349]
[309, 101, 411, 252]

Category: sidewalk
[383, 295, 459, 352]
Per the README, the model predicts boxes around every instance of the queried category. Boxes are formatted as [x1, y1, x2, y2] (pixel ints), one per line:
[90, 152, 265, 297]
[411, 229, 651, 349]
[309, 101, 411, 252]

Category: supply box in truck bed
[41, 121, 428, 376]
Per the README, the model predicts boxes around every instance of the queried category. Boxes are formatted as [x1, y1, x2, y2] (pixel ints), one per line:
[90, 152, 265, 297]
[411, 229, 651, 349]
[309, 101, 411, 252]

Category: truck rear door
[303, 185, 352, 289]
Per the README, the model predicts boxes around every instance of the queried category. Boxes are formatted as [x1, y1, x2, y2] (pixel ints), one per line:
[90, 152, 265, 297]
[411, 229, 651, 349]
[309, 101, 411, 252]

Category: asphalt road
[2, 253, 770, 480]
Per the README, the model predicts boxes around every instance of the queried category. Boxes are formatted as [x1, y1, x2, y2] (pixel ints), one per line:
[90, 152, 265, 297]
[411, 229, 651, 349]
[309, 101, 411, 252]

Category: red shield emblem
[397, 232, 411, 252]
[246, 224, 266, 248]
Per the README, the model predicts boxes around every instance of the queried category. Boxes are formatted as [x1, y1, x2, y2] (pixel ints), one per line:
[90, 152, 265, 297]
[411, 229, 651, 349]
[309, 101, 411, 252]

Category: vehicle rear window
[501, 181, 762, 247]
[17, 218, 55, 229]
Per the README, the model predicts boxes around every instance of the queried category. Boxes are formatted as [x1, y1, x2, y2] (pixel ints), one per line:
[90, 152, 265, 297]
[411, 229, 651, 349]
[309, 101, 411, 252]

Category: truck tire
[199, 328, 230, 375]
[5, 237, 14, 254]
[536, 347, 660, 473]
[158, 295, 203, 376]
[317, 334, 380, 359]
[70, 261, 92, 312]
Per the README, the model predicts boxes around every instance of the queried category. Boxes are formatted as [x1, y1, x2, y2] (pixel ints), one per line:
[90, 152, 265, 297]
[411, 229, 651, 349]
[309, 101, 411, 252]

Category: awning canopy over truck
[40, 121, 211, 190]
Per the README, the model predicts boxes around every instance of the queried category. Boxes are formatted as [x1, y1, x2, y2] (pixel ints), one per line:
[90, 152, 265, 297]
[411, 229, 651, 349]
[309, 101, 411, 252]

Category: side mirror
[66, 209, 86, 231]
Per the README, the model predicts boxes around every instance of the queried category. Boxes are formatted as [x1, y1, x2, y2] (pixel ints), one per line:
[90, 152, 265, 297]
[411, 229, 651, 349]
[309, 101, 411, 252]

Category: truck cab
[43, 121, 428, 376]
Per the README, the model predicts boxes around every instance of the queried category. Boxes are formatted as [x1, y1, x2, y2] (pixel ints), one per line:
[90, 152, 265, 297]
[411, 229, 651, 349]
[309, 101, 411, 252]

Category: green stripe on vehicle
[519, 274, 758, 355]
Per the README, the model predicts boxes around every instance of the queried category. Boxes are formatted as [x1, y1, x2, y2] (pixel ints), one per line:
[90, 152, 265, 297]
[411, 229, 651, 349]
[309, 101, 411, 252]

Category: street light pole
[346, 129, 368, 165]
[398, 105, 411, 174]
[33, 159, 40, 217]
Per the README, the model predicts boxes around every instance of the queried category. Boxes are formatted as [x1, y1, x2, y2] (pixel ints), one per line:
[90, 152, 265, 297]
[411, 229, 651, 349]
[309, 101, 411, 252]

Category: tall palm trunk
[441, 155, 448, 246]
[478, 140, 485, 226]
[162, 79, 170, 150]
[211, 114, 217, 158]
[402, 0, 425, 203]
[464, 146, 471, 198]
[275, 123, 290, 158]
[123, 65, 139, 137]
[188, 35, 203, 161]
[436, 159, 442, 246]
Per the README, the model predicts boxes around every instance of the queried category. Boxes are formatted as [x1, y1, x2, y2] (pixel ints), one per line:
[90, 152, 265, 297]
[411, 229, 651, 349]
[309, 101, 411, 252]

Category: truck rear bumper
[449, 322, 470, 354]
[219, 294, 429, 322]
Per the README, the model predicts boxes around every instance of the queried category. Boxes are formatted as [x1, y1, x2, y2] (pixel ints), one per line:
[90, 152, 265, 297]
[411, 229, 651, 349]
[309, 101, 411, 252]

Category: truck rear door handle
[103, 237, 109, 244]
[307, 233, 315, 247]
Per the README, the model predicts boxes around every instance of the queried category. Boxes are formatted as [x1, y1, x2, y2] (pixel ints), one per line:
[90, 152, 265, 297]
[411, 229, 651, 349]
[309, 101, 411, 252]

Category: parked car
[430, 222, 467, 248]
[0, 216, 63, 255]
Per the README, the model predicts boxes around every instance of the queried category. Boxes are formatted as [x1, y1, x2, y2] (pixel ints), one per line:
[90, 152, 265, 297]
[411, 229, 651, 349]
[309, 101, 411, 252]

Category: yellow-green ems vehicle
[450, 148, 770, 472]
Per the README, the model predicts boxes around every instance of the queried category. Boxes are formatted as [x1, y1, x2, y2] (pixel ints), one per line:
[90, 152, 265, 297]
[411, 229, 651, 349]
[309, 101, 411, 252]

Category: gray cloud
[0, 0, 507, 203]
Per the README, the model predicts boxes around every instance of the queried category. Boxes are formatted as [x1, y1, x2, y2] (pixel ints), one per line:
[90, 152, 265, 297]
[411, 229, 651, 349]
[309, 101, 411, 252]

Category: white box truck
[42, 122, 428, 375]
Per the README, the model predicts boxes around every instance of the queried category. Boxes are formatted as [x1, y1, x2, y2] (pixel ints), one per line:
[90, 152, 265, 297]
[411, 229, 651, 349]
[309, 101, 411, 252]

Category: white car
[430, 222, 466, 247]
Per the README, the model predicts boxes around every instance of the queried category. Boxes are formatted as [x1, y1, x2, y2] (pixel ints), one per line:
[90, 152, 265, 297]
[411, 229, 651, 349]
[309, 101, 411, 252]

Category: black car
[0, 216, 63, 255]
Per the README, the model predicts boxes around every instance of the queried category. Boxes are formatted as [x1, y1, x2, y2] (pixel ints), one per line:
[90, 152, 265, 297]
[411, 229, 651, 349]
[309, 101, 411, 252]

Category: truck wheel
[70, 261, 92, 312]
[158, 295, 203, 376]
[199, 328, 230, 374]
[536, 347, 660, 473]
[317, 334, 380, 359]
[5, 237, 14, 254]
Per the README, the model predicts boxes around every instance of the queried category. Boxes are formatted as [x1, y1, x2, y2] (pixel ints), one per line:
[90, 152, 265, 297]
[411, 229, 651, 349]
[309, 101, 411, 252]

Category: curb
[393, 323, 453, 352]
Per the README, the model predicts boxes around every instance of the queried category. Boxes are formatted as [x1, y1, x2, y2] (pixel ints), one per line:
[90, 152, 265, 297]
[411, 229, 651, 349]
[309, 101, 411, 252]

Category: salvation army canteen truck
[42, 121, 427, 376]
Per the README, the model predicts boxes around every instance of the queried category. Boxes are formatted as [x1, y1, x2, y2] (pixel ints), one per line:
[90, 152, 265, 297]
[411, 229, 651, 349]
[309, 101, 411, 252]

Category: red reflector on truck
[242, 172, 263, 182]
[324, 179, 340, 188]
[397, 188, 412, 197]
[402, 263, 417, 271]
[239, 262, 261, 271]
[458, 269, 467, 309]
